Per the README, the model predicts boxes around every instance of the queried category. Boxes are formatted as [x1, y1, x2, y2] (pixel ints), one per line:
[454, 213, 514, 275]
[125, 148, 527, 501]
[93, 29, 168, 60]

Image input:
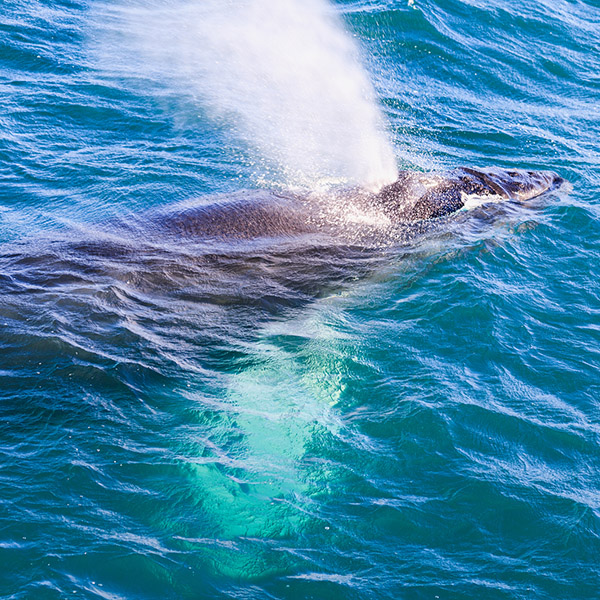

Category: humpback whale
[151, 166, 564, 243]
[0, 166, 565, 323]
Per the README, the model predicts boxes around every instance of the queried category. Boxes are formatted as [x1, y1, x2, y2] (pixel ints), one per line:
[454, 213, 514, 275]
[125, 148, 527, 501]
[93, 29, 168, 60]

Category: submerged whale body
[153, 167, 564, 243]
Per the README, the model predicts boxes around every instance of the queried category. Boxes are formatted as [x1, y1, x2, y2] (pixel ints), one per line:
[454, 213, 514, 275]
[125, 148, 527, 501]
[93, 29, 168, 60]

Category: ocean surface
[1, 0, 599, 598]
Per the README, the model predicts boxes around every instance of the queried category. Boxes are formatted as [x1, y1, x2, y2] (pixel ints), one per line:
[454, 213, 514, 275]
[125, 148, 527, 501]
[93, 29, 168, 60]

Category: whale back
[135, 167, 564, 245]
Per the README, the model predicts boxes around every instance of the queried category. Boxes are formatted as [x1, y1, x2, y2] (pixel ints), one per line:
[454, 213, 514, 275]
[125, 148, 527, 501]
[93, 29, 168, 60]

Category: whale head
[460, 167, 564, 202]
[375, 167, 565, 222]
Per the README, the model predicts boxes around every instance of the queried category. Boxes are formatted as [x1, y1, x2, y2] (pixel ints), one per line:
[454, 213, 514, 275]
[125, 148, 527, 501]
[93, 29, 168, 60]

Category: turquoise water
[1, 0, 600, 599]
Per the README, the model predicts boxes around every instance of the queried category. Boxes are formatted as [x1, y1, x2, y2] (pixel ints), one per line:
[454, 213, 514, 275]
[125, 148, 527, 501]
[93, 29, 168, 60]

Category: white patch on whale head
[460, 191, 505, 211]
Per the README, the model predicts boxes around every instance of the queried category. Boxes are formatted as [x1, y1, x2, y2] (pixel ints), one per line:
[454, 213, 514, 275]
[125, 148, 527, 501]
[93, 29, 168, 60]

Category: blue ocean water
[1, 0, 599, 598]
